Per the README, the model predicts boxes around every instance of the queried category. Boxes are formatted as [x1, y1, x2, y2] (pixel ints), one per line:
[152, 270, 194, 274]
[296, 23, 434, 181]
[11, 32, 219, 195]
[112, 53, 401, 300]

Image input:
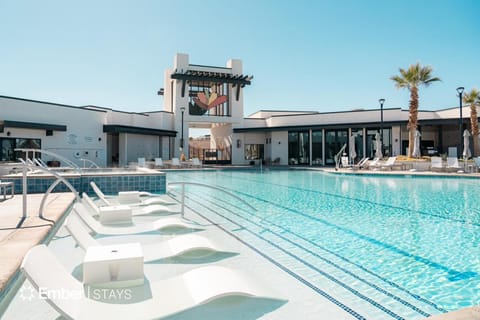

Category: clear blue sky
[1, 0, 479, 116]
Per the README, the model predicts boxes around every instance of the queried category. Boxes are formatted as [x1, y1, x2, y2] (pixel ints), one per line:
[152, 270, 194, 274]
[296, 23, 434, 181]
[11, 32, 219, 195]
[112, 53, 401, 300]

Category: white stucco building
[0, 53, 476, 167]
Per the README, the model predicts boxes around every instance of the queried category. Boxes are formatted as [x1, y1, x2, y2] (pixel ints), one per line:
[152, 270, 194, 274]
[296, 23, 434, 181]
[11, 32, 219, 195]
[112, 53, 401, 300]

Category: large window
[288, 131, 309, 165]
[312, 130, 323, 165]
[188, 81, 230, 117]
[325, 130, 348, 165]
[0, 138, 41, 162]
[244, 144, 264, 160]
[366, 128, 391, 158]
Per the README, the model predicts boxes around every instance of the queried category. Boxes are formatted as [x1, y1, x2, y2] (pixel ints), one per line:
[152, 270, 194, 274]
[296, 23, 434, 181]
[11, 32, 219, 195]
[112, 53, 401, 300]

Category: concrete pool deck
[0, 193, 75, 294]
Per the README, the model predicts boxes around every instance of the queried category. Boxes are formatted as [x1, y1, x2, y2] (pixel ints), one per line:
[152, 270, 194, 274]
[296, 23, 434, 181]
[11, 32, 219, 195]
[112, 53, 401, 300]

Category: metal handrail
[168, 181, 257, 218]
[334, 143, 347, 170]
[80, 158, 100, 168]
[15, 148, 81, 173]
[1, 163, 80, 224]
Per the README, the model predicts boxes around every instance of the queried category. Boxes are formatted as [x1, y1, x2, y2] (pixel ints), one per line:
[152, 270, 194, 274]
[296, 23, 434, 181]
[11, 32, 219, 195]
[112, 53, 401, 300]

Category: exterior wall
[0, 97, 107, 167]
[391, 125, 401, 156]
[271, 131, 288, 165]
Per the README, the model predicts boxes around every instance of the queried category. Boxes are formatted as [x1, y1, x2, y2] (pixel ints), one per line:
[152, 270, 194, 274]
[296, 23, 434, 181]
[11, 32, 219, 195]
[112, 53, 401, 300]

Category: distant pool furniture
[341, 156, 351, 168]
[366, 157, 380, 170]
[73, 203, 200, 236]
[474, 157, 480, 172]
[90, 181, 176, 206]
[0, 181, 14, 200]
[378, 157, 403, 170]
[171, 157, 181, 168]
[154, 157, 164, 168]
[430, 156, 444, 172]
[192, 157, 202, 168]
[137, 157, 146, 167]
[352, 157, 369, 170]
[446, 157, 462, 172]
[21, 244, 284, 320]
[66, 214, 225, 262]
[82, 192, 175, 217]
[83, 242, 144, 286]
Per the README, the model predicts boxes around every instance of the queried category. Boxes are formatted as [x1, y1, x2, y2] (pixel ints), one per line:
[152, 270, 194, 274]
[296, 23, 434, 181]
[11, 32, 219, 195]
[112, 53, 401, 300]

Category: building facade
[0, 53, 476, 167]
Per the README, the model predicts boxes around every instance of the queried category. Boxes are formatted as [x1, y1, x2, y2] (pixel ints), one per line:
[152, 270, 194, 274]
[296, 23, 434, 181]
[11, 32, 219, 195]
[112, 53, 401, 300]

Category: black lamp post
[379, 98, 385, 152]
[457, 87, 464, 157]
[180, 107, 185, 150]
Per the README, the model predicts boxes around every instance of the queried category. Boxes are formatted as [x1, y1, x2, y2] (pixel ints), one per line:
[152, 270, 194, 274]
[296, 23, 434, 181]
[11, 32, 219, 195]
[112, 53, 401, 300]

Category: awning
[103, 125, 177, 137]
[1, 120, 67, 132]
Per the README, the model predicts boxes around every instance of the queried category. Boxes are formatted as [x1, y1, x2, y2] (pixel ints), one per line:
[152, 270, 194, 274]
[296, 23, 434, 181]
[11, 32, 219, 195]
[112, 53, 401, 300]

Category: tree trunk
[470, 104, 478, 156]
[408, 87, 419, 157]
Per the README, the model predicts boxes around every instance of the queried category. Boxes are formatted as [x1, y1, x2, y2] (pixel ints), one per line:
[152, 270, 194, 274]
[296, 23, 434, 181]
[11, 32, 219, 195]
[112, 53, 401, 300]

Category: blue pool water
[166, 169, 480, 319]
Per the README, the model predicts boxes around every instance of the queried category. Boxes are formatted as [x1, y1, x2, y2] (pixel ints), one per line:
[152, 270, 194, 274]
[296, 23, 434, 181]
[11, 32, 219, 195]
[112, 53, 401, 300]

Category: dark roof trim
[171, 70, 252, 85]
[0, 95, 107, 113]
[2, 120, 67, 131]
[234, 118, 468, 133]
[103, 125, 177, 137]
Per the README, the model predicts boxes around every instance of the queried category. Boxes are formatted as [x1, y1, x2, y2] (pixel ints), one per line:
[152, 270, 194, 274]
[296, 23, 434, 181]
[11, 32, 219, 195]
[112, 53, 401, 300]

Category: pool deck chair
[430, 156, 444, 172]
[378, 157, 402, 170]
[446, 157, 462, 172]
[73, 202, 201, 236]
[192, 157, 202, 168]
[341, 156, 352, 168]
[154, 157, 164, 168]
[89, 181, 176, 206]
[82, 192, 176, 217]
[170, 157, 181, 168]
[365, 157, 380, 170]
[21, 245, 285, 320]
[65, 215, 226, 262]
[137, 157, 146, 168]
[352, 157, 369, 170]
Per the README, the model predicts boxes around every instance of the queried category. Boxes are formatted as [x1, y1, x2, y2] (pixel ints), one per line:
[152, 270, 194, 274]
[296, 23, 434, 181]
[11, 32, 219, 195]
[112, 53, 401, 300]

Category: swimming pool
[166, 169, 480, 319]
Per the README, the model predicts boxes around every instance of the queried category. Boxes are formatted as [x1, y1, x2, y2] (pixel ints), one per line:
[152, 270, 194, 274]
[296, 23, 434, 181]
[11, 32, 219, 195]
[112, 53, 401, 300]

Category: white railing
[80, 158, 100, 169]
[0, 163, 80, 225]
[15, 148, 81, 173]
[168, 181, 257, 218]
[334, 143, 347, 170]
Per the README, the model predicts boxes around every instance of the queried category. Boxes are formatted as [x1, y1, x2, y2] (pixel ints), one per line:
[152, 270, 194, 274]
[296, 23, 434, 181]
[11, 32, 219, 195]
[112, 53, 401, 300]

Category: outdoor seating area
[10, 178, 286, 319]
[134, 157, 204, 169]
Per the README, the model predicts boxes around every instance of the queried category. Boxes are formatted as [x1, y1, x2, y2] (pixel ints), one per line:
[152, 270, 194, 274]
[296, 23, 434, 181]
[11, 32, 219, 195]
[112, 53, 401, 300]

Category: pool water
[167, 169, 480, 319]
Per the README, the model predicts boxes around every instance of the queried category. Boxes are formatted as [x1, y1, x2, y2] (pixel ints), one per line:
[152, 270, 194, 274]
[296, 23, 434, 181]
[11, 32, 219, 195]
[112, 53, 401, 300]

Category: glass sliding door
[366, 128, 391, 158]
[325, 130, 348, 165]
[288, 131, 310, 165]
[312, 130, 323, 165]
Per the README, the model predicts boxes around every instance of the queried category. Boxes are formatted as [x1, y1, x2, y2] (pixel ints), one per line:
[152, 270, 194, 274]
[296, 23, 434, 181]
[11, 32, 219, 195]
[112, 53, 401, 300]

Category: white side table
[98, 205, 132, 224]
[0, 181, 14, 200]
[118, 191, 141, 204]
[83, 243, 144, 287]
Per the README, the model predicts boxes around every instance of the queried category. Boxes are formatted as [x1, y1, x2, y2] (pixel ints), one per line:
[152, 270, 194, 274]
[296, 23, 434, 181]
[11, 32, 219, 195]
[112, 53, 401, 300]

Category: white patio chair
[430, 156, 444, 171]
[137, 157, 146, 167]
[154, 157, 164, 167]
[171, 157, 181, 167]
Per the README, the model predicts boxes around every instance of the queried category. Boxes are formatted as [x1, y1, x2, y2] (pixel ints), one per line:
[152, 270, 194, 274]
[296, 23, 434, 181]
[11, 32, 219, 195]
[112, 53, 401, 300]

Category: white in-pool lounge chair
[73, 202, 199, 236]
[21, 245, 285, 320]
[66, 215, 225, 261]
[82, 192, 176, 217]
[89, 181, 176, 206]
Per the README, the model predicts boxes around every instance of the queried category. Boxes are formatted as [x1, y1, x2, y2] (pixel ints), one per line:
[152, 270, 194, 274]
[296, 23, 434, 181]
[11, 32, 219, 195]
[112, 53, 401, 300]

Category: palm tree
[463, 88, 480, 155]
[391, 63, 441, 157]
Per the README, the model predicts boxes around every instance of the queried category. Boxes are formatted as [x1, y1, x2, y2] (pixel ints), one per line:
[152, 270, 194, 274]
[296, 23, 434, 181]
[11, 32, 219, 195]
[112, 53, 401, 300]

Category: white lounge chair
[82, 192, 175, 217]
[352, 157, 369, 170]
[154, 157, 164, 168]
[430, 156, 444, 171]
[73, 202, 199, 236]
[21, 245, 285, 320]
[366, 157, 380, 169]
[378, 156, 402, 170]
[192, 157, 202, 167]
[446, 157, 462, 172]
[89, 182, 176, 206]
[171, 157, 181, 168]
[66, 215, 225, 261]
[137, 157, 146, 168]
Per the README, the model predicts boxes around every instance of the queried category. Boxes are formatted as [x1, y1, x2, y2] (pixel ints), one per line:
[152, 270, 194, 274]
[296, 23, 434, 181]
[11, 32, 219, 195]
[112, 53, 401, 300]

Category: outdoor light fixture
[457, 87, 464, 157]
[180, 107, 186, 150]
[379, 98, 385, 150]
